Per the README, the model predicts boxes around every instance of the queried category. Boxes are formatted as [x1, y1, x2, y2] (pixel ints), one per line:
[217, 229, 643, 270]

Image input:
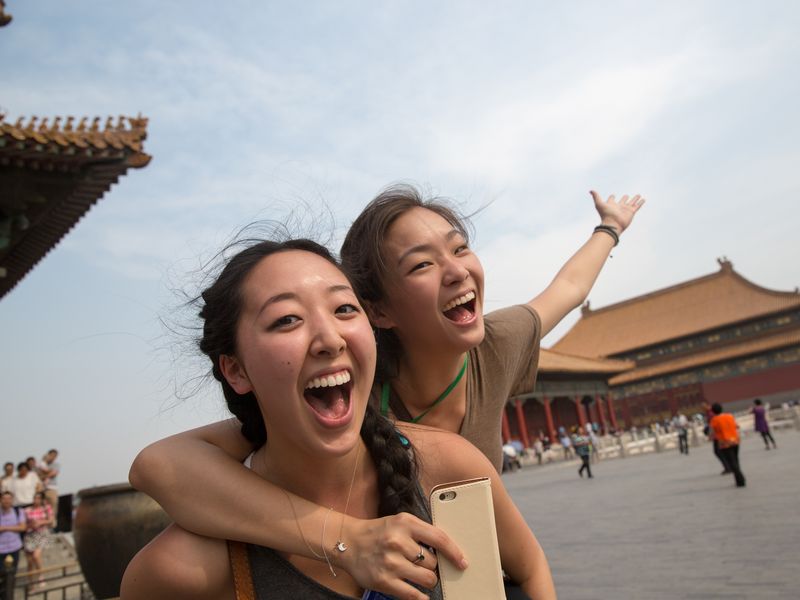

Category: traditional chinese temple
[0, 114, 150, 299]
[504, 259, 800, 443]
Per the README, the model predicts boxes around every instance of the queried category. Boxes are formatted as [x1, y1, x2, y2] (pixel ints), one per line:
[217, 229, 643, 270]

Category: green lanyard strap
[380, 354, 469, 424]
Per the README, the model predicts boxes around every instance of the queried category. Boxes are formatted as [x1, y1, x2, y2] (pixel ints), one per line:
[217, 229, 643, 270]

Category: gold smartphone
[430, 477, 505, 599]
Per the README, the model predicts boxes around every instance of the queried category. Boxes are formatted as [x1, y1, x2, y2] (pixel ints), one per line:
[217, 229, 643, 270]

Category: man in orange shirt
[709, 403, 746, 487]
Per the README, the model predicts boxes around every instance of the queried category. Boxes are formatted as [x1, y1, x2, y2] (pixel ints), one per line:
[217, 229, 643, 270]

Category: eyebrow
[255, 284, 354, 318]
[396, 229, 463, 266]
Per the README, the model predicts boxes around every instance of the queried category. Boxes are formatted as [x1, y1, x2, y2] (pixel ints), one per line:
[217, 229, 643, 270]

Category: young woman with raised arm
[129, 186, 643, 594]
[121, 239, 555, 599]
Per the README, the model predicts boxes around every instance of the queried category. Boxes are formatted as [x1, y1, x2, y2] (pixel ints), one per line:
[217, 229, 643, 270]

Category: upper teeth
[443, 291, 475, 312]
[306, 370, 351, 389]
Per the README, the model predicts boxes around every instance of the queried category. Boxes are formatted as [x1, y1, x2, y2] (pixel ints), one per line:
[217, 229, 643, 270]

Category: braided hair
[198, 237, 423, 518]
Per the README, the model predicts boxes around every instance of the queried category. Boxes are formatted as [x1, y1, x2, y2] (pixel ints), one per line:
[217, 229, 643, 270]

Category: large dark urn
[73, 483, 171, 599]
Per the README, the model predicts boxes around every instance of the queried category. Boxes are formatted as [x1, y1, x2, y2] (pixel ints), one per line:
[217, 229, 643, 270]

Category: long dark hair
[340, 183, 473, 380]
[198, 238, 422, 517]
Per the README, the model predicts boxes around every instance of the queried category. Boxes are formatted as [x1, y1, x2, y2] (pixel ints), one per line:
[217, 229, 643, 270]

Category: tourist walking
[675, 413, 689, 455]
[709, 403, 746, 487]
[38, 449, 60, 528]
[585, 424, 600, 463]
[704, 403, 729, 474]
[23, 492, 54, 591]
[10, 463, 41, 508]
[752, 399, 777, 450]
[573, 428, 593, 478]
[559, 431, 573, 460]
[0, 491, 25, 600]
[0, 464, 12, 495]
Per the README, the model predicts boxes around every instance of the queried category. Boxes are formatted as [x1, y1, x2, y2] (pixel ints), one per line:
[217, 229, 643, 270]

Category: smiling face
[220, 250, 376, 458]
[375, 207, 485, 356]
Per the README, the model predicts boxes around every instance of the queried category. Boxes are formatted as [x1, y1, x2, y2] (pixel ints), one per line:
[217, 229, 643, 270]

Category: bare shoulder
[120, 524, 235, 600]
[397, 423, 497, 492]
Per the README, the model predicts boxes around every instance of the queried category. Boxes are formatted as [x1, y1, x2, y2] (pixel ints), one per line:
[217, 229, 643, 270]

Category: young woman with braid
[121, 239, 555, 599]
[129, 185, 644, 595]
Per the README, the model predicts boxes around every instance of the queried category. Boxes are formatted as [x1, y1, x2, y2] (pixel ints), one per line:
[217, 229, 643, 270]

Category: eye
[269, 315, 300, 330]
[409, 261, 432, 273]
[454, 244, 469, 255]
[336, 304, 360, 316]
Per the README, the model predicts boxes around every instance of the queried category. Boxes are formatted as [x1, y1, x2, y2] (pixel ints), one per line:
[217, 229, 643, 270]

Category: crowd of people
[0, 449, 60, 594]
[512, 396, 785, 488]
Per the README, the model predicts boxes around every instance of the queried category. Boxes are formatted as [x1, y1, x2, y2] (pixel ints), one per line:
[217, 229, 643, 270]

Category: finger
[620, 195, 629, 205]
[411, 522, 467, 571]
[589, 190, 602, 203]
[607, 194, 616, 204]
[407, 543, 437, 570]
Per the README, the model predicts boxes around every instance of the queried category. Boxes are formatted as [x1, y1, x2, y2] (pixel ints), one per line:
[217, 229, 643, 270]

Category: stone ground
[503, 429, 800, 599]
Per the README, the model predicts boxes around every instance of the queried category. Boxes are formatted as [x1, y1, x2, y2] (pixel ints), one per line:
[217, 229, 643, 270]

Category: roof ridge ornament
[581, 300, 592, 316]
[716, 256, 733, 271]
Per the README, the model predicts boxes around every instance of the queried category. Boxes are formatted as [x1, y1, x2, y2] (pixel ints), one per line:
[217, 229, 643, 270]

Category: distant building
[504, 259, 800, 443]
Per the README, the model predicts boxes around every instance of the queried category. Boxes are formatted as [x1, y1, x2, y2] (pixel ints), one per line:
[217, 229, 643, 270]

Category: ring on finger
[412, 544, 425, 564]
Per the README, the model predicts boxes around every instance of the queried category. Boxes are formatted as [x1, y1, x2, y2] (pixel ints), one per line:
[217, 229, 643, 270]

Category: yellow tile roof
[0, 115, 151, 168]
[551, 259, 800, 358]
[539, 348, 634, 374]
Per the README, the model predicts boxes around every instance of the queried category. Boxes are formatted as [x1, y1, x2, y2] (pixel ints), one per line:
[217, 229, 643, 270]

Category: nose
[309, 314, 346, 358]
[442, 255, 469, 286]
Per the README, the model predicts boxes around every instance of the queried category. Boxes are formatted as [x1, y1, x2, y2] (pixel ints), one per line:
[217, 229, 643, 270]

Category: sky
[1, 1, 799, 495]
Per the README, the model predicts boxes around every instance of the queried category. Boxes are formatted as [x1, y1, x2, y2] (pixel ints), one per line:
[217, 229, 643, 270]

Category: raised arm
[130, 419, 465, 599]
[529, 190, 644, 336]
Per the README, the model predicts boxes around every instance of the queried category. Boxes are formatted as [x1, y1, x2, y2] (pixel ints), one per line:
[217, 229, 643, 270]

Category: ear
[364, 300, 397, 330]
[219, 354, 253, 395]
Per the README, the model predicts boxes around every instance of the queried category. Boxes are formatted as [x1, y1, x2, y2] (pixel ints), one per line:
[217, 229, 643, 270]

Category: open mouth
[304, 370, 353, 421]
[442, 290, 476, 323]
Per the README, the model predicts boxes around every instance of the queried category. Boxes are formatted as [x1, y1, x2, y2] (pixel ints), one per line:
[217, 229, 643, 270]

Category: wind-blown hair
[197, 237, 422, 517]
[340, 183, 473, 380]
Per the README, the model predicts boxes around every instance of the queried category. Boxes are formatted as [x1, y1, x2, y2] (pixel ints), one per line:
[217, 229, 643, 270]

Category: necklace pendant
[334, 541, 347, 553]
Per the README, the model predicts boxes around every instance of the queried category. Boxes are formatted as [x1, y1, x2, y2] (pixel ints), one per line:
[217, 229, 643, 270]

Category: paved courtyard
[504, 429, 800, 599]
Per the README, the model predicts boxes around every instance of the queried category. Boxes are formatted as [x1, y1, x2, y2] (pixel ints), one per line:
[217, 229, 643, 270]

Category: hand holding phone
[430, 478, 505, 599]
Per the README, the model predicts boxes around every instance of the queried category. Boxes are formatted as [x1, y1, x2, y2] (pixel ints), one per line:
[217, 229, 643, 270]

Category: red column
[543, 396, 556, 443]
[575, 395, 587, 428]
[501, 406, 511, 444]
[514, 399, 530, 448]
[595, 394, 607, 434]
[606, 394, 620, 430]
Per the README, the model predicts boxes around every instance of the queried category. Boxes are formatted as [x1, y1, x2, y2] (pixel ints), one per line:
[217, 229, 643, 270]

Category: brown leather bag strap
[228, 540, 256, 600]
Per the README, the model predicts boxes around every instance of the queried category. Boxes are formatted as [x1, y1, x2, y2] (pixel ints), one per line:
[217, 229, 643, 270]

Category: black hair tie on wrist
[593, 224, 619, 246]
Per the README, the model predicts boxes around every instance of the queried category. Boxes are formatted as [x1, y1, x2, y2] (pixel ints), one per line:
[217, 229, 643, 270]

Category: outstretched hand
[339, 512, 466, 600]
[590, 190, 645, 234]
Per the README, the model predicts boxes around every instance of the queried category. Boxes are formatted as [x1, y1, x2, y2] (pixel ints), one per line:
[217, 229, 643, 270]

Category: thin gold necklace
[272, 443, 362, 577]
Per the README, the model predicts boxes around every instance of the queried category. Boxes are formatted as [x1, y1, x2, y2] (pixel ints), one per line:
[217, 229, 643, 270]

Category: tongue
[305, 386, 349, 419]
[444, 305, 472, 322]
